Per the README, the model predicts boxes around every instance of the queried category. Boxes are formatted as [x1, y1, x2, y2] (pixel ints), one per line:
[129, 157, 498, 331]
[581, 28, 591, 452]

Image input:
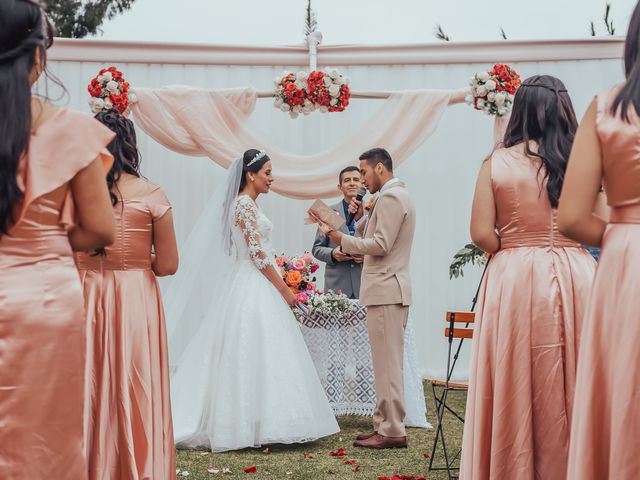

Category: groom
[327, 147, 416, 449]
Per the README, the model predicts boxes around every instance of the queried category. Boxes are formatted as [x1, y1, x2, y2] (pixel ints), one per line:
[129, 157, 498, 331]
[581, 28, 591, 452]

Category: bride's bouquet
[276, 252, 319, 304]
[465, 64, 521, 117]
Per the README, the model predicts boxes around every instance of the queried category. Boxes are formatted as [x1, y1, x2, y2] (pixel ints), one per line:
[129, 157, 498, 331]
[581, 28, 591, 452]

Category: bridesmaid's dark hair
[611, 1, 640, 122]
[0, 0, 55, 234]
[94, 109, 142, 206]
[502, 75, 578, 208]
[238, 149, 271, 193]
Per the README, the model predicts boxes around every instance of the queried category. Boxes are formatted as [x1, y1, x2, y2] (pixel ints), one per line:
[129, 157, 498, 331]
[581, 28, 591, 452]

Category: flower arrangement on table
[465, 63, 521, 117]
[449, 243, 488, 279]
[273, 69, 351, 119]
[276, 253, 352, 321]
[87, 66, 137, 115]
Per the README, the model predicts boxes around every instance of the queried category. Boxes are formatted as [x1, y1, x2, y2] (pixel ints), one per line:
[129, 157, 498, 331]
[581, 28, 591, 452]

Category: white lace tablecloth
[299, 300, 431, 428]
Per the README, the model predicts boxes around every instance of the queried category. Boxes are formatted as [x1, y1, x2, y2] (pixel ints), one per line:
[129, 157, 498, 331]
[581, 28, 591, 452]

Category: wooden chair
[426, 261, 489, 480]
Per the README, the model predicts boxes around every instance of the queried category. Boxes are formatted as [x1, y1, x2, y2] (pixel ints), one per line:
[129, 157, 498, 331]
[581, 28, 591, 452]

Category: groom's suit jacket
[340, 181, 415, 307]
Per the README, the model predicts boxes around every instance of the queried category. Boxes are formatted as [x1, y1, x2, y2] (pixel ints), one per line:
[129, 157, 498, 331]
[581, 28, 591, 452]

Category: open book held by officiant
[305, 199, 345, 234]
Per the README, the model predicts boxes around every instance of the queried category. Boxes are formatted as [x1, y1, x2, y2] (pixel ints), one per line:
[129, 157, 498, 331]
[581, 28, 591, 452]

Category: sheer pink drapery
[131, 86, 467, 199]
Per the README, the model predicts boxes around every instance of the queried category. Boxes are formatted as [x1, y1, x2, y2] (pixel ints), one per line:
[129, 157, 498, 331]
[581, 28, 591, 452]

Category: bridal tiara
[247, 150, 267, 167]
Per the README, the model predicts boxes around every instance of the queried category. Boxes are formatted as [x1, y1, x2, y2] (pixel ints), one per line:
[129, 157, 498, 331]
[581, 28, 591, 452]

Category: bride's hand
[283, 288, 298, 307]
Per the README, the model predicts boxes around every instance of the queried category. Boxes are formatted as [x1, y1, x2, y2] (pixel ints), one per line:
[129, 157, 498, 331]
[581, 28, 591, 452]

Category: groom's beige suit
[340, 179, 416, 437]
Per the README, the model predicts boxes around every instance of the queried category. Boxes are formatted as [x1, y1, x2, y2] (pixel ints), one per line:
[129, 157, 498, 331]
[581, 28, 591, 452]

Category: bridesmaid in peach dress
[75, 110, 178, 480]
[0, 4, 116, 479]
[460, 75, 597, 480]
[559, 3, 640, 478]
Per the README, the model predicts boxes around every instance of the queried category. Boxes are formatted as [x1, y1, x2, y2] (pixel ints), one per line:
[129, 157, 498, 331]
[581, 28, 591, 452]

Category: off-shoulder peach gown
[460, 146, 596, 480]
[75, 182, 175, 480]
[567, 88, 640, 479]
[0, 109, 114, 479]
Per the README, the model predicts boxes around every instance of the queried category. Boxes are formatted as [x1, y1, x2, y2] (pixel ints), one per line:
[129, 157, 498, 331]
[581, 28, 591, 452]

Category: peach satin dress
[567, 88, 640, 479]
[75, 183, 175, 480]
[460, 147, 596, 480]
[0, 109, 114, 479]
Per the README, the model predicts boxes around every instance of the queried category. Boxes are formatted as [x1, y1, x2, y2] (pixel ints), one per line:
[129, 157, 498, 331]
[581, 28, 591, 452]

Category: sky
[93, 0, 638, 45]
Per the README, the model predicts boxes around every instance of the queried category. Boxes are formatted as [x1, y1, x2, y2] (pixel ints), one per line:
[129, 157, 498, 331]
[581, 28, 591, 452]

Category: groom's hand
[348, 199, 364, 222]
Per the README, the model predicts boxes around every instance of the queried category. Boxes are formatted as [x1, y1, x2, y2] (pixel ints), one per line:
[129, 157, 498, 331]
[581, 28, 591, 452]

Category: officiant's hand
[327, 229, 343, 246]
[348, 199, 364, 222]
[332, 246, 351, 262]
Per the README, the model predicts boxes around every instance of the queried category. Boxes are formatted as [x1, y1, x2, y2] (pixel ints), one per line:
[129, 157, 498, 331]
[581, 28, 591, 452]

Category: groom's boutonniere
[364, 194, 378, 212]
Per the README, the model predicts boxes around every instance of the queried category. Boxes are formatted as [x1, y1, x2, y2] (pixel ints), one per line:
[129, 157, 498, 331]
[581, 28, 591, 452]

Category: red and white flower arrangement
[465, 63, 521, 117]
[87, 66, 136, 115]
[273, 69, 351, 119]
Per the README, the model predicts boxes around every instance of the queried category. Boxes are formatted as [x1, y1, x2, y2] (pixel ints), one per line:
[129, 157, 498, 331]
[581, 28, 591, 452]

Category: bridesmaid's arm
[470, 159, 500, 254]
[68, 156, 115, 251]
[152, 209, 179, 276]
[558, 99, 608, 247]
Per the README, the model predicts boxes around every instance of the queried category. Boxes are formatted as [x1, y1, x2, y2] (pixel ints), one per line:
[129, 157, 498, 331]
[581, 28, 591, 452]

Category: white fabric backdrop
[45, 44, 624, 380]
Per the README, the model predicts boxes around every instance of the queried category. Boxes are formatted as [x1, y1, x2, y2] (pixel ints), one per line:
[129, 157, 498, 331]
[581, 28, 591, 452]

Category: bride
[165, 149, 339, 451]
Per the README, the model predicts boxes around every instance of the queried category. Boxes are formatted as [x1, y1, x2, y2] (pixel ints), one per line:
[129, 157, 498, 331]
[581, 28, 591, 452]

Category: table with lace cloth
[298, 300, 431, 428]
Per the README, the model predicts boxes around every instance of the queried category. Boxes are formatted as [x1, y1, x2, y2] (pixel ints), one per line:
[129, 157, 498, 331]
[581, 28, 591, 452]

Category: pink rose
[306, 282, 316, 291]
[310, 264, 320, 273]
[275, 256, 287, 267]
[296, 292, 309, 303]
[293, 259, 306, 271]
[301, 253, 313, 265]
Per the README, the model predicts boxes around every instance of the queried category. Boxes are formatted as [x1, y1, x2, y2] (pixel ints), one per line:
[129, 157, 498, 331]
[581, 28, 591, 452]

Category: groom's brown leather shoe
[353, 433, 407, 449]
[355, 430, 377, 441]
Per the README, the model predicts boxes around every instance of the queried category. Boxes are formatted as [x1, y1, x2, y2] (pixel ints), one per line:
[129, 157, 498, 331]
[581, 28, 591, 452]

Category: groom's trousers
[367, 303, 409, 437]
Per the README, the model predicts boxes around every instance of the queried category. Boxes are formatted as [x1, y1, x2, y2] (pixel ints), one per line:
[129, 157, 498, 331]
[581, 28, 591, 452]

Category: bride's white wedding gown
[170, 195, 339, 451]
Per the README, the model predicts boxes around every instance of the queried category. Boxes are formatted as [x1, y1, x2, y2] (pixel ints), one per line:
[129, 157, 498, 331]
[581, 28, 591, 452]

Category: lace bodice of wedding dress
[232, 195, 276, 270]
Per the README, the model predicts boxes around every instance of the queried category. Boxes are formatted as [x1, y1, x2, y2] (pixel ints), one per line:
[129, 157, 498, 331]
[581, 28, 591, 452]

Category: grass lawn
[176, 382, 466, 479]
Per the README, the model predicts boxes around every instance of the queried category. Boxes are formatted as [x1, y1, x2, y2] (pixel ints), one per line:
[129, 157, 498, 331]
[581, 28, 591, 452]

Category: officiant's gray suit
[312, 201, 362, 298]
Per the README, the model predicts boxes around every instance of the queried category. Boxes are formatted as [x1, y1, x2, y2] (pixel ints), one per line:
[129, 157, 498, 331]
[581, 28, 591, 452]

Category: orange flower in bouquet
[285, 270, 303, 287]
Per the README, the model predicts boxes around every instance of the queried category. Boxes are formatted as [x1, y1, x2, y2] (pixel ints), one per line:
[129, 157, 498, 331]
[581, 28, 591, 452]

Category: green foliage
[434, 24, 451, 42]
[449, 243, 486, 279]
[43, 0, 137, 38]
[500, 26, 507, 40]
[304, 0, 318, 37]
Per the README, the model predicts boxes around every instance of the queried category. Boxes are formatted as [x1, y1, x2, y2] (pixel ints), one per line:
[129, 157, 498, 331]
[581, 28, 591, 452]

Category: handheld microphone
[346, 186, 367, 226]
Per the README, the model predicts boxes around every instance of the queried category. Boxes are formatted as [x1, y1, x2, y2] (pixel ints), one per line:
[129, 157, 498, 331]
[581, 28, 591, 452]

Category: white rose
[97, 75, 106, 84]
[294, 79, 306, 90]
[106, 80, 120, 93]
[487, 92, 497, 102]
[485, 79, 497, 91]
[304, 99, 313, 108]
[477, 86, 487, 97]
[273, 76, 281, 85]
[478, 71, 490, 82]
[296, 71, 308, 81]
[330, 69, 339, 78]
[497, 107, 508, 116]
[477, 99, 486, 108]
[289, 110, 299, 119]
[319, 105, 329, 113]
[280, 103, 290, 112]
[103, 99, 113, 109]
[495, 92, 506, 106]
[330, 98, 338, 106]
[328, 84, 341, 97]
[338, 76, 348, 85]
[323, 76, 332, 86]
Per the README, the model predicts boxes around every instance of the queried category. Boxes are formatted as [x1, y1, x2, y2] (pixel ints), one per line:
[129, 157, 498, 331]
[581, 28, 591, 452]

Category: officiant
[312, 166, 363, 298]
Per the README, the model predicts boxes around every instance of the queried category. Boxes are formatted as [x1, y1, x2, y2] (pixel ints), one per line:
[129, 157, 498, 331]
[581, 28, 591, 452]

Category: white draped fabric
[131, 86, 466, 198]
